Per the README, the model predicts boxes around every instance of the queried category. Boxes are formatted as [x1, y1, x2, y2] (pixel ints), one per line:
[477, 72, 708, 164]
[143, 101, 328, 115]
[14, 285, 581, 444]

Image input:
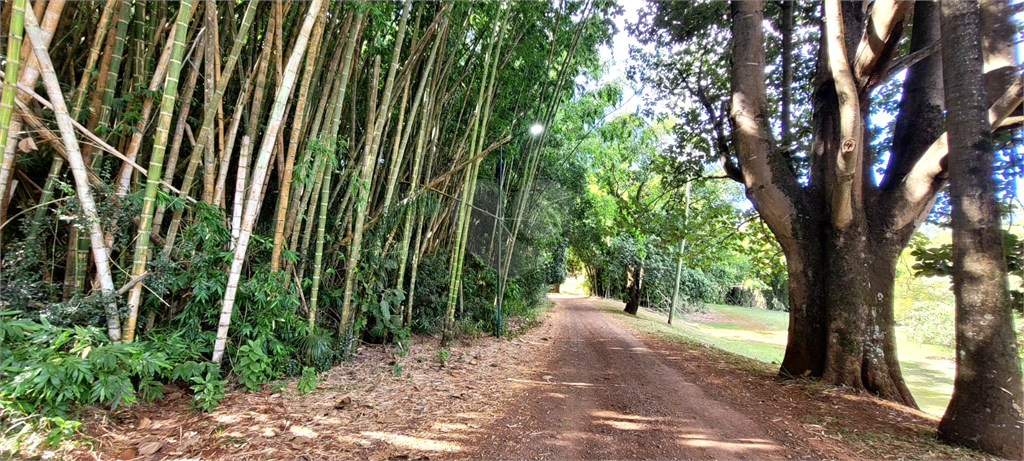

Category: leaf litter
[69, 315, 559, 461]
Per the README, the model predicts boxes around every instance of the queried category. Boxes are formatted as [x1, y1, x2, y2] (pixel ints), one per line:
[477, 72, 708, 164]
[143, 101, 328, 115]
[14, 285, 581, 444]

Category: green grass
[591, 298, 956, 417]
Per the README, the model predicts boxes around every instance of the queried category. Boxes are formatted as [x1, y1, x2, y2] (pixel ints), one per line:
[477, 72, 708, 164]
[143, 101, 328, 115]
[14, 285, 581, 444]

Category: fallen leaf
[177, 437, 199, 452]
[334, 395, 352, 409]
[137, 440, 163, 456]
[117, 448, 135, 460]
[137, 417, 151, 429]
[18, 137, 37, 153]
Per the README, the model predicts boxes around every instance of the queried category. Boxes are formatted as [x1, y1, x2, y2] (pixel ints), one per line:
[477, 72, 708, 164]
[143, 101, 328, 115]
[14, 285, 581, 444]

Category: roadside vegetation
[1, 0, 1020, 459]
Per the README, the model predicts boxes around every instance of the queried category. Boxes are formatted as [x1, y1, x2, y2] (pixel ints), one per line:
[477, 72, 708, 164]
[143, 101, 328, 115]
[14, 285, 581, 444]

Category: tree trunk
[731, 0, 920, 405]
[938, 1, 1024, 458]
[623, 265, 642, 315]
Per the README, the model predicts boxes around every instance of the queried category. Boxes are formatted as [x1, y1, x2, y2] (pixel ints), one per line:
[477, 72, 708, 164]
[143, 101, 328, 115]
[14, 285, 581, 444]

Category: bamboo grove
[0, 0, 616, 412]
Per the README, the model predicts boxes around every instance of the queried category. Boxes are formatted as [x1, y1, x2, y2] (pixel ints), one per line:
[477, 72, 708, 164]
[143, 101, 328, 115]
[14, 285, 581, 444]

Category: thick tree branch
[686, 80, 744, 184]
[891, 81, 1023, 231]
[879, 40, 940, 85]
[989, 72, 1023, 129]
[852, 0, 913, 90]
[825, 0, 863, 229]
[729, 0, 803, 243]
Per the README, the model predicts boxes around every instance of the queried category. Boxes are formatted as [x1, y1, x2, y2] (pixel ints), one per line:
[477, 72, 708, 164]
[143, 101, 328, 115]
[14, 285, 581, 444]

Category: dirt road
[470, 294, 788, 460]
[69, 294, 970, 461]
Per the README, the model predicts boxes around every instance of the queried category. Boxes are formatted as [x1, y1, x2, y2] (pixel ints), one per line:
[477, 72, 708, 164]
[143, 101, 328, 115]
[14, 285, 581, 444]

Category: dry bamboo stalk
[213, 0, 325, 364]
[24, 10, 122, 342]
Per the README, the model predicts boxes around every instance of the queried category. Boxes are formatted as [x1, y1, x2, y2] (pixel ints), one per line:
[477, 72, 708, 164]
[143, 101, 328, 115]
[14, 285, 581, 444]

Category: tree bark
[937, 1, 1024, 458]
[730, 0, 921, 404]
[623, 265, 643, 315]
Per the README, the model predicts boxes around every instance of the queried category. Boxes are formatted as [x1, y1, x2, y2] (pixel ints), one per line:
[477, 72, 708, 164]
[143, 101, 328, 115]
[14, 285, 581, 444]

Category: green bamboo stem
[113, 16, 182, 197]
[152, 35, 204, 238]
[131, 1, 146, 94]
[307, 155, 334, 328]
[68, 0, 117, 123]
[443, 8, 504, 345]
[97, 1, 134, 136]
[123, 0, 195, 343]
[283, 28, 351, 251]
[160, 0, 258, 255]
[340, 1, 411, 346]
[0, 0, 26, 206]
[27, 0, 119, 244]
[0, 0, 64, 226]
[296, 157, 327, 278]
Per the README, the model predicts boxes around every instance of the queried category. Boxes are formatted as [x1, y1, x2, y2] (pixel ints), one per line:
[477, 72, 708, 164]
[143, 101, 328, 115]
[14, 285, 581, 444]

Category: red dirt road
[470, 294, 788, 460]
[68, 294, 979, 461]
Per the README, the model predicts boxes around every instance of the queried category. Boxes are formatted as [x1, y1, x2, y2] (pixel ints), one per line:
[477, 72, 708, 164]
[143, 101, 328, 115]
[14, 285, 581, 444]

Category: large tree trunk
[623, 264, 643, 315]
[731, 0, 921, 406]
[937, 1, 1024, 458]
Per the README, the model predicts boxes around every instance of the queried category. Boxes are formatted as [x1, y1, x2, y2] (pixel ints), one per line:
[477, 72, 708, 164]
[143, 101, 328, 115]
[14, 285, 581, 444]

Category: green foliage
[911, 230, 1023, 309]
[295, 367, 318, 394]
[43, 416, 81, 446]
[0, 313, 170, 418]
[408, 251, 450, 334]
[895, 301, 955, 349]
[391, 363, 403, 376]
[297, 331, 335, 373]
[435, 349, 449, 365]
[234, 340, 273, 391]
[189, 368, 226, 412]
[546, 239, 569, 286]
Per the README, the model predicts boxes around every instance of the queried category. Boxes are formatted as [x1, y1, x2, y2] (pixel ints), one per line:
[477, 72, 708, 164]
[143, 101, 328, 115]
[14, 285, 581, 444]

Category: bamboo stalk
[0, 0, 65, 225]
[270, 0, 327, 272]
[212, 67, 255, 207]
[212, 0, 325, 365]
[24, 11, 122, 342]
[231, 136, 251, 248]
[152, 33, 205, 238]
[123, 0, 195, 343]
[307, 156, 334, 328]
[161, 0, 259, 255]
[0, 0, 26, 196]
[340, 1, 412, 347]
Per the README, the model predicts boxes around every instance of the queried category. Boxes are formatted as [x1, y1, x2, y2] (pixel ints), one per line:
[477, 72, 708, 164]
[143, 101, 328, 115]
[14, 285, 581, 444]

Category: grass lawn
[582, 295, 955, 417]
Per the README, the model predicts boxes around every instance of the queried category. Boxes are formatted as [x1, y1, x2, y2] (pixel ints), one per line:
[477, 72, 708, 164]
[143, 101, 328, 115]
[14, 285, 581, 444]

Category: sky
[597, 0, 643, 117]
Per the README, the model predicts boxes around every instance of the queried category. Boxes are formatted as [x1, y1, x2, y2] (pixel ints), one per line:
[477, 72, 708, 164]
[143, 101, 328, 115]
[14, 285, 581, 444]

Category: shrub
[895, 300, 955, 348]
[0, 313, 171, 417]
